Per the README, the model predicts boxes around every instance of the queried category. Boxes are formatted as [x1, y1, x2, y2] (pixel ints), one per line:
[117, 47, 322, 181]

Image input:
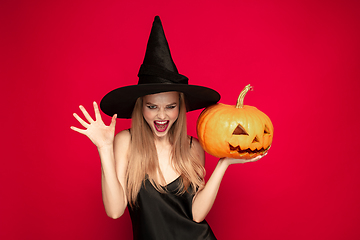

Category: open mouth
[229, 143, 269, 157]
[154, 120, 169, 132]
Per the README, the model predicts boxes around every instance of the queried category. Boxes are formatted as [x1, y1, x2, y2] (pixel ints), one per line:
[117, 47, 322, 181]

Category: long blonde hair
[126, 92, 205, 207]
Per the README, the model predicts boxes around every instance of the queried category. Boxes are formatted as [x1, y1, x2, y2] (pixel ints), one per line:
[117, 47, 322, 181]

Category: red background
[1, 0, 360, 239]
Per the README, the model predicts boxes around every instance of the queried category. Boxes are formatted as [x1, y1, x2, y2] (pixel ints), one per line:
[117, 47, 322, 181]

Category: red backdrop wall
[1, 0, 360, 239]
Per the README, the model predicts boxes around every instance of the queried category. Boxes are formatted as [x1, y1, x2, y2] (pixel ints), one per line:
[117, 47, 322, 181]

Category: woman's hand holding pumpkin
[71, 102, 117, 149]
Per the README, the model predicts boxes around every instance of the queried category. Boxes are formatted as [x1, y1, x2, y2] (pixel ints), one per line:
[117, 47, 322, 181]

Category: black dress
[128, 176, 217, 240]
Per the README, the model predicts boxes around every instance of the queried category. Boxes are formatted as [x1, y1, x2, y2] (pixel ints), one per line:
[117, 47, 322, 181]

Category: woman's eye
[147, 105, 156, 109]
[166, 105, 176, 109]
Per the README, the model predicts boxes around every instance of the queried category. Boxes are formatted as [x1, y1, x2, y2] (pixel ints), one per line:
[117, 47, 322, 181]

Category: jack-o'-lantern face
[196, 85, 273, 159]
[227, 118, 273, 158]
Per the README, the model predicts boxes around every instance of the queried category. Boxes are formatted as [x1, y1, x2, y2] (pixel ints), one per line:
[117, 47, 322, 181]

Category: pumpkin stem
[236, 84, 252, 108]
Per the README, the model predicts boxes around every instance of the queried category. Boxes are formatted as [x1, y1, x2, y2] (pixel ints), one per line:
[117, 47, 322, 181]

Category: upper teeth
[156, 121, 167, 124]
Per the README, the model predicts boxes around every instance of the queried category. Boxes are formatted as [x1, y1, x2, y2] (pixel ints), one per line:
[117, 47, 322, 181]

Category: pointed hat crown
[137, 16, 188, 85]
[100, 16, 220, 118]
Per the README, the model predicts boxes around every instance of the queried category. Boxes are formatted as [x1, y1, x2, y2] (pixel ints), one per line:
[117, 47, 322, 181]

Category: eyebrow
[145, 102, 177, 105]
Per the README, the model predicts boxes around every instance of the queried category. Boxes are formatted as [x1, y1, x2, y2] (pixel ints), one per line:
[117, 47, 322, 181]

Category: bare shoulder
[189, 136, 205, 166]
[114, 130, 131, 161]
[114, 129, 131, 144]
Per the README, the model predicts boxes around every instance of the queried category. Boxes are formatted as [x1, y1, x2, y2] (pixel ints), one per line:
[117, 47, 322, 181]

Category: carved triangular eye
[232, 124, 249, 135]
[264, 125, 271, 135]
[252, 136, 260, 143]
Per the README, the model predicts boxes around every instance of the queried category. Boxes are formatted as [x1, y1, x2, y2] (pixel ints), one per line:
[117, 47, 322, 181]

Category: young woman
[71, 16, 267, 240]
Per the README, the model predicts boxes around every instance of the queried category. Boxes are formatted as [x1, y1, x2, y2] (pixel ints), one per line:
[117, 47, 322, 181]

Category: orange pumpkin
[196, 84, 273, 159]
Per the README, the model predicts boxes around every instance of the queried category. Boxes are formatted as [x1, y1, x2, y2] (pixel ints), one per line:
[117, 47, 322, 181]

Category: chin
[153, 131, 169, 139]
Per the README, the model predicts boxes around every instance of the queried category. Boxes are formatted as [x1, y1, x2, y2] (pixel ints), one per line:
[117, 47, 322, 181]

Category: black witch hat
[100, 16, 220, 118]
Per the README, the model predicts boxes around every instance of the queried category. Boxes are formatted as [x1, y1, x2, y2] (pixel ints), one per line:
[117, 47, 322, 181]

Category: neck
[154, 136, 171, 146]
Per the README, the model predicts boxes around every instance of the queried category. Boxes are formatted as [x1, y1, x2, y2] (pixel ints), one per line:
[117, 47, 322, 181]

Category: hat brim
[100, 84, 220, 119]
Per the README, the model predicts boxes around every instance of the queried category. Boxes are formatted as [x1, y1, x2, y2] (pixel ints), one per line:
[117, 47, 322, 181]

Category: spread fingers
[79, 105, 94, 123]
[70, 126, 87, 135]
[73, 112, 90, 128]
[93, 101, 102, 122]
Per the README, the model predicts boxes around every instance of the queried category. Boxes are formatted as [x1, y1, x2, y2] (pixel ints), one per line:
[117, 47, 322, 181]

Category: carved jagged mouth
[229, 143, 268, 155]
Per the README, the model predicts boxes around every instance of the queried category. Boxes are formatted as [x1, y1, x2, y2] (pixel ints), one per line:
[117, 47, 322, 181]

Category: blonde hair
[126, 92, 205, 207]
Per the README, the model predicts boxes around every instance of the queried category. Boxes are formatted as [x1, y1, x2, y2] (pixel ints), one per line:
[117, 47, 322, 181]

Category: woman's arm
[100, 130, 130, 218]
[71, 102, 128, 218]
[191, 139, 266, 223]
[191, 155, 230, 223]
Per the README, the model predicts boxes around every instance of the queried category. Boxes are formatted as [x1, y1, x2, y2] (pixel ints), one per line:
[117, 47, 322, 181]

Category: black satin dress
[128, 176, 217, 240]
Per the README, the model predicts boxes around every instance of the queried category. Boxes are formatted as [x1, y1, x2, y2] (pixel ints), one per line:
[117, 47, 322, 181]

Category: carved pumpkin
[196, 84, 273, 159]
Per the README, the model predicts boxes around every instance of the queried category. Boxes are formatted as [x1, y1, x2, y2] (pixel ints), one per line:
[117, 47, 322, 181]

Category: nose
[157, 108, 166, 119]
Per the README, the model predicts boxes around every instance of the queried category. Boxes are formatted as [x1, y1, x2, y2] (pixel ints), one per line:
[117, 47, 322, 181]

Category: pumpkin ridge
[198, 105, 221, 154]
[197, 106, 215, 140]
[251, 107, 266, 149]
[255, 107, 273, 144]
[211, 106, 231, 153]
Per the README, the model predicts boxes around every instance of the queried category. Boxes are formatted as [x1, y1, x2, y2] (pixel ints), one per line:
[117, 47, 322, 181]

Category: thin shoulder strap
[190, 136, 193, 148]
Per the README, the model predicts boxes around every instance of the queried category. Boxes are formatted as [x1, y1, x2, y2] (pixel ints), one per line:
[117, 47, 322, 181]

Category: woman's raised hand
[70, 102, 117, 149]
